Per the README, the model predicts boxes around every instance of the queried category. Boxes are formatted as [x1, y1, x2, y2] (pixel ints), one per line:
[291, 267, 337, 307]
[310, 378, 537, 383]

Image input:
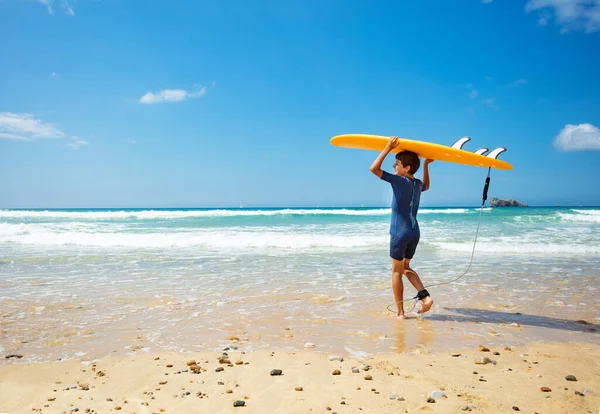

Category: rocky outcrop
[489, 197, 528, 207]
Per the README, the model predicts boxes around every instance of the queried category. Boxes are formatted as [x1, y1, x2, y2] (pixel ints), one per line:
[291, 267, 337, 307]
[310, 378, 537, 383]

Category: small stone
[186, 360, 196, 366]
[389, 394, 400, 400]
[361, 364, 371, 371]
[332, 369, 341, 375]
[304, 342, 316, 348]
[575, 391, 584, 396]
[461, 404, 477, 411]
[270, 369, 283, 376]
[473, 371, 478, 374]
[4, 354, 23, 359]
[541, 387, 551, 392]
[295, 387, 303, 391]
[451, 354, 461, 357]
[326, 407, 332, 411]
[114, 407, 121, 411]
[493, 352, 500, 356]
[565, 375, 577, 381]
[364, 375, 372, 380]
[166, 364, 173, 368]
[340, 401, 346, 405]
[159, 381, 167, 385]
[226, 390, 233, 393]
[227, 336, 240, 341]
[48, 398, 56, 402]
[430, 390, 447, 399]
[512, 407, 520, 411]
[427, 397, 435, 403]
[106, 398, 113, 402]
[478, 345, 490, 352]
[583, 389, 594, 394]
[218, 381, 224, 385]
[474, 357, 493, 365]
[233, 400, 245, 407]
[154, 357, 160, 360]
[235, 360, 243, 365]
[356, 386, 361, 390]
[215, 367, 224, 372]
[504, 346, 513, 351]
[329, 356, 344, 362]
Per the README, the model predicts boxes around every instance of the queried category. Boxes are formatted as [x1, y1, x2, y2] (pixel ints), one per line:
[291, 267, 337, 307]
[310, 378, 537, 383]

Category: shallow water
[1, 207, 599, 363]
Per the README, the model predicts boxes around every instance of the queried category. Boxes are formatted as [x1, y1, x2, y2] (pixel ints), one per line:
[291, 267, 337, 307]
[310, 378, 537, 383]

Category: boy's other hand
[424, 159, 434, 165]
[385, 136, 400, 151]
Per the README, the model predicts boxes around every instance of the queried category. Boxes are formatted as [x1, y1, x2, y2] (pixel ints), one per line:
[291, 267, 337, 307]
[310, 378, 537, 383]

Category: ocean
[1, 206, 599, 362]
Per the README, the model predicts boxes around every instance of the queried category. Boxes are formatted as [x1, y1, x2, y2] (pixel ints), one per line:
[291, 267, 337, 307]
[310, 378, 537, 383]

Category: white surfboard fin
[452, 136, 471, 150]
[487, 147, 507, 159]
[474, 148, 489, 155]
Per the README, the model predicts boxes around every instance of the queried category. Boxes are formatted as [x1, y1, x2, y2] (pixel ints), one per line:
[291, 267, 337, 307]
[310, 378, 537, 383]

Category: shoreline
[1, 341, 599, 414]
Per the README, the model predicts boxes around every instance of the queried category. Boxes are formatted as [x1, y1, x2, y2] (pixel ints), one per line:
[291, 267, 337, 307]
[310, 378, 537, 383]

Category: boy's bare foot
[397, 313, 406, 320]
[417, 296, 434, 314]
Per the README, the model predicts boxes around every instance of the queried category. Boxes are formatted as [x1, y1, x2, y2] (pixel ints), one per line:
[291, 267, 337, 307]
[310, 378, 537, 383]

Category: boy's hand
[424, 159, 434, 165]
[385, 136, 400, 151]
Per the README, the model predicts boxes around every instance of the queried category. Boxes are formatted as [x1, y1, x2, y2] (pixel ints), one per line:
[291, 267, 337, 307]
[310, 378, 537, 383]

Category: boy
[369, 136, 434, 319]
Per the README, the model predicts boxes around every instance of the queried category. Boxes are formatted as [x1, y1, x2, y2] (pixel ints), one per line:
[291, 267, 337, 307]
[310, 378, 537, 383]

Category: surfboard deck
[330, 134, 513, 170]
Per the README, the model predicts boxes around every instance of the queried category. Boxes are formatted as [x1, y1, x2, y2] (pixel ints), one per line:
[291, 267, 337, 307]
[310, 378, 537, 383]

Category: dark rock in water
[566, 375, 577, 381]
[233, 400, 245, 407]
[489, 197, 528, 207]
[270, 369, 282, 376]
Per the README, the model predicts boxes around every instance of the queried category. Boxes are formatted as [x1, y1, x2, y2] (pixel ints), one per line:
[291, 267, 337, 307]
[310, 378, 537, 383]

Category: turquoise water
[1, 207, 599, 362]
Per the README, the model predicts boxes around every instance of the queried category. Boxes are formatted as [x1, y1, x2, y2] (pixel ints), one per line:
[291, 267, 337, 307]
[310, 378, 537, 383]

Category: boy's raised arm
[422, 159, 434, 191]
[370, 136, 399, 178]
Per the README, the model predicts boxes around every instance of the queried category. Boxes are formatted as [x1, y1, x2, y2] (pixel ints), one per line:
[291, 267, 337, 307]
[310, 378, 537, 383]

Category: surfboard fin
[452, 136, 471, 150]
[474, 148, 489, 155]
[487, 147, 507, 159]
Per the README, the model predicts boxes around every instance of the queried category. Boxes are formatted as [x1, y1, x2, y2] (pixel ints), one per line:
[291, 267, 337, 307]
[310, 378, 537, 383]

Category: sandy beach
[2, 340, 599, 413]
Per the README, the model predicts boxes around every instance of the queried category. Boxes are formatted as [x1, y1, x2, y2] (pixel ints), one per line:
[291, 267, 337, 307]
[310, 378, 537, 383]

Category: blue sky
[1, 0, 599, 208]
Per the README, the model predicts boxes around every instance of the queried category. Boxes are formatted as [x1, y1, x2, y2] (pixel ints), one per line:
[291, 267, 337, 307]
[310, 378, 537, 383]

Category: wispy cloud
[481, 98, 498, 109]
[0, 112, 87, 149]
[51, 72, 61, 79]
[525, 0, 600, 33]
[508, 78, 527, 87]
[554, 123, 600, 151]
[139, 86, 207, 104]
[469, 89, 479, 99]
[38, 0, 76, 16]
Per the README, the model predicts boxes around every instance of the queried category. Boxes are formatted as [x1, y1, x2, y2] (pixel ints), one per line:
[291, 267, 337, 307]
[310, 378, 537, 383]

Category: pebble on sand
[332, 370, 341, 375]
[226, 336, 240, 341]
[541, 387, 552, 392]
[186, 360, 196, 366]
[462, 404, 477, 411]
[352, 367, 360, 373]
[565, 375, 577, 381]
[329, 356, 344, 362]
[304, 342, 316, 348]
[215, 367, 224, 372]
[295, 387, 303, 391]
[166, 364, 173, 368]
[364, 375, 372, 380]
[478, 345, 490, 352]
[233, 400, 245, 407]
[270, 369, 283, 376]
[427, 397, 436, 403]
[430, 390, 447, 399]
[512, 407, 519, 411]
[474, 357, 494, 365]
[226, 390, 233, 394]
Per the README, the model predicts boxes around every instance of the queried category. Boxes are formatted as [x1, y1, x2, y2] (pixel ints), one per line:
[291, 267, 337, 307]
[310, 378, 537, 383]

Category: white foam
[558, 212, 600, 223]
[0, 208, 390, 219]
[431, 241, 600, 254]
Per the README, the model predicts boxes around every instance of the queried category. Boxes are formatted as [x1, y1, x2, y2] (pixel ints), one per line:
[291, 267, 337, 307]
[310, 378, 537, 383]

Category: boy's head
[393, 151, 420, 176]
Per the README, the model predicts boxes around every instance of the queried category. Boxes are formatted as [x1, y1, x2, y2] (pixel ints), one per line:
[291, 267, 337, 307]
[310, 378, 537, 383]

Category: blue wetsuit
[380, 171, 426, 261]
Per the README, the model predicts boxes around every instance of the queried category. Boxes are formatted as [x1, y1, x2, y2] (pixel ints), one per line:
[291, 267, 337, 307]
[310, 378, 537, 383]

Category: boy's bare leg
[403, 259, 434, 314]
[391, 258, 406, 319]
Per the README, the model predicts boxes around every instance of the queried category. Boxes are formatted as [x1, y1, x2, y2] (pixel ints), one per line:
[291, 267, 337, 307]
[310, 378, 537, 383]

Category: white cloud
[67, 136, 88, 149]
[0, 112, 87, 149]
[38, 0, 76, 16]
[508, 78, 527, 87]
[481, 98, 498, 109]
[469, 89, 479, 99]
[52, 72, 61, 79]
[139, 87, 206, 104]
[553, 123, 600, 151]
[525, 0, 600, 33]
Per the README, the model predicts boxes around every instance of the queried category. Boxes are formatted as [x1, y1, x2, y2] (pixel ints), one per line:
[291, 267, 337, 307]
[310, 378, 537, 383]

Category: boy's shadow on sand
[425, 308, 599, 334]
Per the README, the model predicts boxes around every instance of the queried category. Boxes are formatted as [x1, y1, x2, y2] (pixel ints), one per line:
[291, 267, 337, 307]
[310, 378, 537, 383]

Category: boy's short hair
[395, 151, 421, 174]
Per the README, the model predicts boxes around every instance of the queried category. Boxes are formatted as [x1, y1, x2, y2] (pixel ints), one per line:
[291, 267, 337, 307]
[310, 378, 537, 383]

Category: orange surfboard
[330, 134, 512, 170]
